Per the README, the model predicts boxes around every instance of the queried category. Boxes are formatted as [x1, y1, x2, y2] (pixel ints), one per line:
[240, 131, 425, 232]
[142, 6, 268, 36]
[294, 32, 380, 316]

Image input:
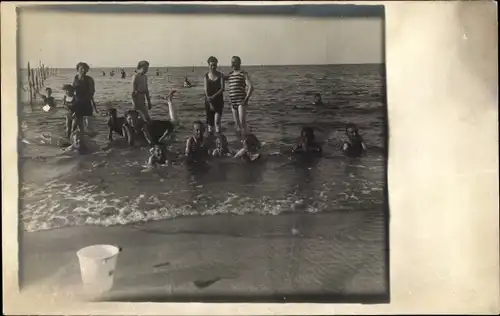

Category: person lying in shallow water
[234, 133, 262, 162]
[342, 123, 367, 158]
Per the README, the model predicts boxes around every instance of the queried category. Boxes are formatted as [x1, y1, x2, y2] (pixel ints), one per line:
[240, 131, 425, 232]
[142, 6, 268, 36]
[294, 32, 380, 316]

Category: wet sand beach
[20, 211, 388, 302]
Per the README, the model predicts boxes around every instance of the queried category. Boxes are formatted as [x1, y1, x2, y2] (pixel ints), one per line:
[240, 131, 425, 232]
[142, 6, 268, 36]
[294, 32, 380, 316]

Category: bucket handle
[102, 244, 123, 265]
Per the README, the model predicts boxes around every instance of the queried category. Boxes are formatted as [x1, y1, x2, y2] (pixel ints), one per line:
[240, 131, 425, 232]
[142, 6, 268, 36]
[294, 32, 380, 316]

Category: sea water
[18, 64, 387, 232]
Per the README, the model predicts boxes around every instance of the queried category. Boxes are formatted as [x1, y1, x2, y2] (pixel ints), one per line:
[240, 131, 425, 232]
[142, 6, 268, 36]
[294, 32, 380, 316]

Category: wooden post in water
[27, 62, 33, 106]
[35, 69, 40, 92]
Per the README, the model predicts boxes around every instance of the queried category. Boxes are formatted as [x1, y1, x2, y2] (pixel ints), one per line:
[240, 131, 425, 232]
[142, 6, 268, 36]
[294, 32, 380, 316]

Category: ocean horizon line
[19, 62, 384, 70]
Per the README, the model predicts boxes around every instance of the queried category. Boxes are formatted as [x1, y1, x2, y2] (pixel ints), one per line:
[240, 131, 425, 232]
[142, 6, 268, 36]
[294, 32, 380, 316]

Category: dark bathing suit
[227, 71, 247, 110]
[344, 135, 364, 158]
[73, 74, 95, 118]
[41, 96, 56, 109]
[205, 72, 224, 128]
[187, 136, 209, 160]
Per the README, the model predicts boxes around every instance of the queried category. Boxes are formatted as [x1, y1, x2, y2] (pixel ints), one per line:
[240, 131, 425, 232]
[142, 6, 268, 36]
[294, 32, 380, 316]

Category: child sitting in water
[148, 144, 168, 166]
[292, 126, 322, 154]
[234, 133, 262, 162]
[313, 93, 323, 106]
[62, 130, 85, 153]
[34, 87, 56, 111]
[62, 84, 77, 139]
[342, 123, 367, 158]
[212, 134, 233, 157]
[185, 121, 211, 161]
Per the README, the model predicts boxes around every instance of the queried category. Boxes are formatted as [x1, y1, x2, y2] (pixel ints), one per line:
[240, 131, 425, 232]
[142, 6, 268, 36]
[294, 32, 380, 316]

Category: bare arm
[185, 138, 193, 157]
[147, 155, 156, 166]
[34, 89, 47, 101]
[89, 77, 98, 112]
[63, 95, 68, 108]
[131, 74, 137, 96]
[243, 72, 254, 103]
[234, 148, 247, 159]
[203, 75, 210, 99]
[145, 76, 152, 106]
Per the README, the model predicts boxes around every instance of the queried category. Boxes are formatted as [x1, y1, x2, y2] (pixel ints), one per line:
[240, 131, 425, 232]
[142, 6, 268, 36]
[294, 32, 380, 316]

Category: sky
[18, 9, 383, 68]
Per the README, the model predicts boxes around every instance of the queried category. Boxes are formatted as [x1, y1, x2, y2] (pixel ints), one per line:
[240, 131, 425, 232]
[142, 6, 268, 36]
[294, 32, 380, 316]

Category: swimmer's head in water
[243, 133, 260, 151]
[125, 110, 141, 129]
[107, 108, 118, 118]
[76, 62, 90, 75]
[301, 126, 315, 141]
[313, 93, 322, 103]
[149, 145, 165, 160]
[215, 134, 228, 150]
[231, 56, 242, 70]
[137, 60, 150, 74]
[45, 87, 52, 96]
[193, 121, 205, 140]
[207, 56, 218, 71]
[345, 123, 359, 138]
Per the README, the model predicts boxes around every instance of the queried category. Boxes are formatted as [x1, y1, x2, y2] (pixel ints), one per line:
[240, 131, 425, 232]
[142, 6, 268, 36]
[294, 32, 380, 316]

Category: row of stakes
[22, 63, 200, 107]
[24, 61, 58, 107]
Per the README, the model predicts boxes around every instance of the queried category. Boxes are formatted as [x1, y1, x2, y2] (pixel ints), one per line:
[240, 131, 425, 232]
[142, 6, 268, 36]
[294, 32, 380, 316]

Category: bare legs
[166, 90, 177, 123]
[232, 104, 248, 135]
[214, 112, 222, 133]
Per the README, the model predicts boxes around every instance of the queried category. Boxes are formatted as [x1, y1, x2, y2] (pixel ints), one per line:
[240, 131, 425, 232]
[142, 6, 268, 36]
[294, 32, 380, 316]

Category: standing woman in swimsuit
[73, 62, 98, 136]
[203, 56, 225, 134]
[227, 56, 254, 135]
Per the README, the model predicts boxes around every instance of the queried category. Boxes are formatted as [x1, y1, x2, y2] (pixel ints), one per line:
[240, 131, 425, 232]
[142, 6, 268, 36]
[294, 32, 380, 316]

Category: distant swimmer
[292, 126, 322, 154]
[110, 70, 115, 77]
[156, 68, 160, 76]
[121, 68, 126, 79]
[183, 77, 192, 88]
[102, 71, 106, 77]
[312, 93, 324, 106]
[342, 123, 367, 158]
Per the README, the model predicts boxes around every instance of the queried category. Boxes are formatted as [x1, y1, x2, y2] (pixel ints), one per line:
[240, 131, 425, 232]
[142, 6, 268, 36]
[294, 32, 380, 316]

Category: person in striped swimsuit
[226, 56, 254, 135]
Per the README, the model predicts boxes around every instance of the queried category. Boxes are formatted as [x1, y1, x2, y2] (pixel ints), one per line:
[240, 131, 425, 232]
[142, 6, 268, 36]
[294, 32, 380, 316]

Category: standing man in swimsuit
[227, 56, 254, 136]
[203, 56, 225, 134]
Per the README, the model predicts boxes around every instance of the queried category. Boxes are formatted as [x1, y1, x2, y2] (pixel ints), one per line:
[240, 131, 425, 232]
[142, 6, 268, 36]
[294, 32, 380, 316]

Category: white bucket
[76, 244, 122, 294]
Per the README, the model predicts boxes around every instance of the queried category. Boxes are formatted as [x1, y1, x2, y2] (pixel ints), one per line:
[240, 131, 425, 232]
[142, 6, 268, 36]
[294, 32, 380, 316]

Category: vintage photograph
[17, 3, 389, 303]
